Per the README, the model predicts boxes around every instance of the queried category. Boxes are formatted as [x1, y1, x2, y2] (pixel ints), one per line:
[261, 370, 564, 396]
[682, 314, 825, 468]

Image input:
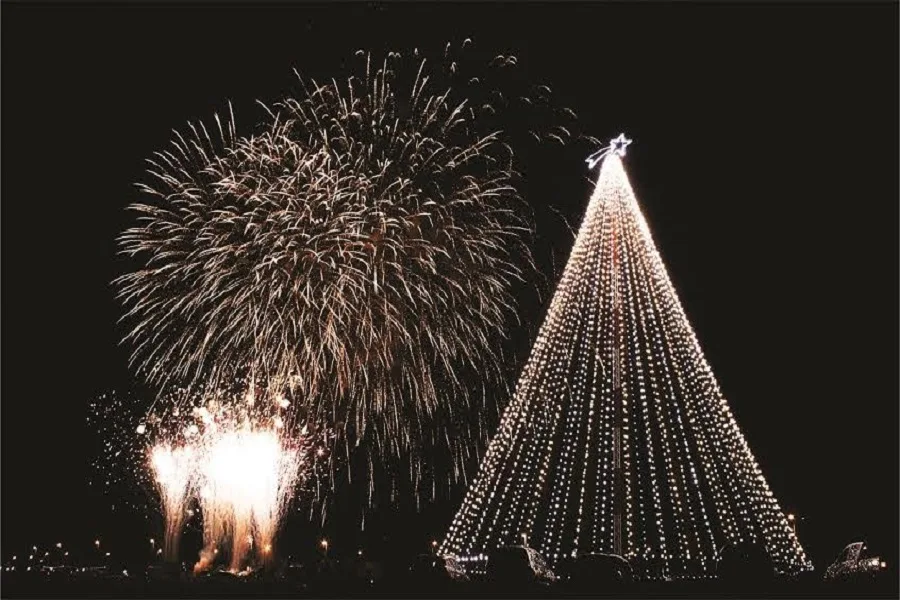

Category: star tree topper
[586, 133, 633, 169]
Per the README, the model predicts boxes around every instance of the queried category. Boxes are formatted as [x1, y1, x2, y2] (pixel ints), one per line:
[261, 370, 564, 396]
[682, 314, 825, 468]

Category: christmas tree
[441, 136, 812, 579]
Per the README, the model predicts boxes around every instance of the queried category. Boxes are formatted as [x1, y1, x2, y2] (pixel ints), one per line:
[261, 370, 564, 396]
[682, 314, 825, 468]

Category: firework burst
[115, 42, 586, 507]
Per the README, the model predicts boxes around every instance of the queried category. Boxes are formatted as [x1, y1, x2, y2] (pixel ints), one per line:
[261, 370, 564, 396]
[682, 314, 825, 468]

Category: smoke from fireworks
[115, 42, 589, 508]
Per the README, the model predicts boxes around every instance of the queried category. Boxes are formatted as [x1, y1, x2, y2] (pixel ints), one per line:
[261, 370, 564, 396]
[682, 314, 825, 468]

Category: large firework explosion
[115, 42, 589, 510]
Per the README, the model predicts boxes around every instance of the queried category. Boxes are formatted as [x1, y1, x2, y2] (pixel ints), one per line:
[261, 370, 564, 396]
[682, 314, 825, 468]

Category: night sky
[2, 1, 897, 572]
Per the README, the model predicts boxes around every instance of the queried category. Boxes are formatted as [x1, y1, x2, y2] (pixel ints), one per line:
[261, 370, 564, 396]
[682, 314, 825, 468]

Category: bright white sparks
[113, 43, 589, 511]
[195, 427, 302, 571]
[114, 48, 537, 502]
[91, 386, 318, 572]
[150, 444, 196, 562]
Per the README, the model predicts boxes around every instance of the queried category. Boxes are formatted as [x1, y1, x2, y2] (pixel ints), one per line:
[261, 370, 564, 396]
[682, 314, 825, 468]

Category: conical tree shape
[441, 153, 811, 579]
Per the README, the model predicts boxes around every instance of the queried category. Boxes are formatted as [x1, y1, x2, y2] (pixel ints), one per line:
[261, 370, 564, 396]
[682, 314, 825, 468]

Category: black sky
[2, 1, 898, 572]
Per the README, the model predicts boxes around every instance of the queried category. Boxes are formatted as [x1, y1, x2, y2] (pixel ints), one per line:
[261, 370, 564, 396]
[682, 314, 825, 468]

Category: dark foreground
[2, 573, 896, 599]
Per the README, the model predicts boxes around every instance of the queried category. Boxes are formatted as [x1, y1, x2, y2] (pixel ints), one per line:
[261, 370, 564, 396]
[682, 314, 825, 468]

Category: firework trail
[115, 41, 589, 509]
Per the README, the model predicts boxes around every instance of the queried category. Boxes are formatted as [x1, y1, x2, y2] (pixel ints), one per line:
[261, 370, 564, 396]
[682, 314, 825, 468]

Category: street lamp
[320, 539, 329, 559]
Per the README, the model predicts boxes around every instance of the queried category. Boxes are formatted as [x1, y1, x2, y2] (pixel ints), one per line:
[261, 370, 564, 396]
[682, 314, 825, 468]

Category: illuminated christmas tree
[441, 136, 812, 579]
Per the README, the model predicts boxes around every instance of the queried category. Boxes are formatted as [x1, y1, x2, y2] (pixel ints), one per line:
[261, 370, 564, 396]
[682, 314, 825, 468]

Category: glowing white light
[150, 444, 196, 562]
[609, 133, 632, 156]
[440, 151, 812, 579]
[192, 424, 303, 572]
[586, 133, 633, 168]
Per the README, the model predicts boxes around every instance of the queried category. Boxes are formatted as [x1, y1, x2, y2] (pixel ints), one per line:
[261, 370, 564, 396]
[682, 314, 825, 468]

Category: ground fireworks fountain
[192, 424, 303, 572]
[92, 386, 325, 572]
[149, 444, 196, 562]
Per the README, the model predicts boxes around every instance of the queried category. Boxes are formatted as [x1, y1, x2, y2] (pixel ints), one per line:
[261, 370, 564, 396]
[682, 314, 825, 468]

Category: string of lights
[441, 138, 812, 579]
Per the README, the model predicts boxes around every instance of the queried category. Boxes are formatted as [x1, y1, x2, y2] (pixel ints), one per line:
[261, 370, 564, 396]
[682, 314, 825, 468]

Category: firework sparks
[149, 444, 195, 561]
[194, 425, 303, 571]
[114, 43, 588, 508]
[91, 386, 325, 571]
